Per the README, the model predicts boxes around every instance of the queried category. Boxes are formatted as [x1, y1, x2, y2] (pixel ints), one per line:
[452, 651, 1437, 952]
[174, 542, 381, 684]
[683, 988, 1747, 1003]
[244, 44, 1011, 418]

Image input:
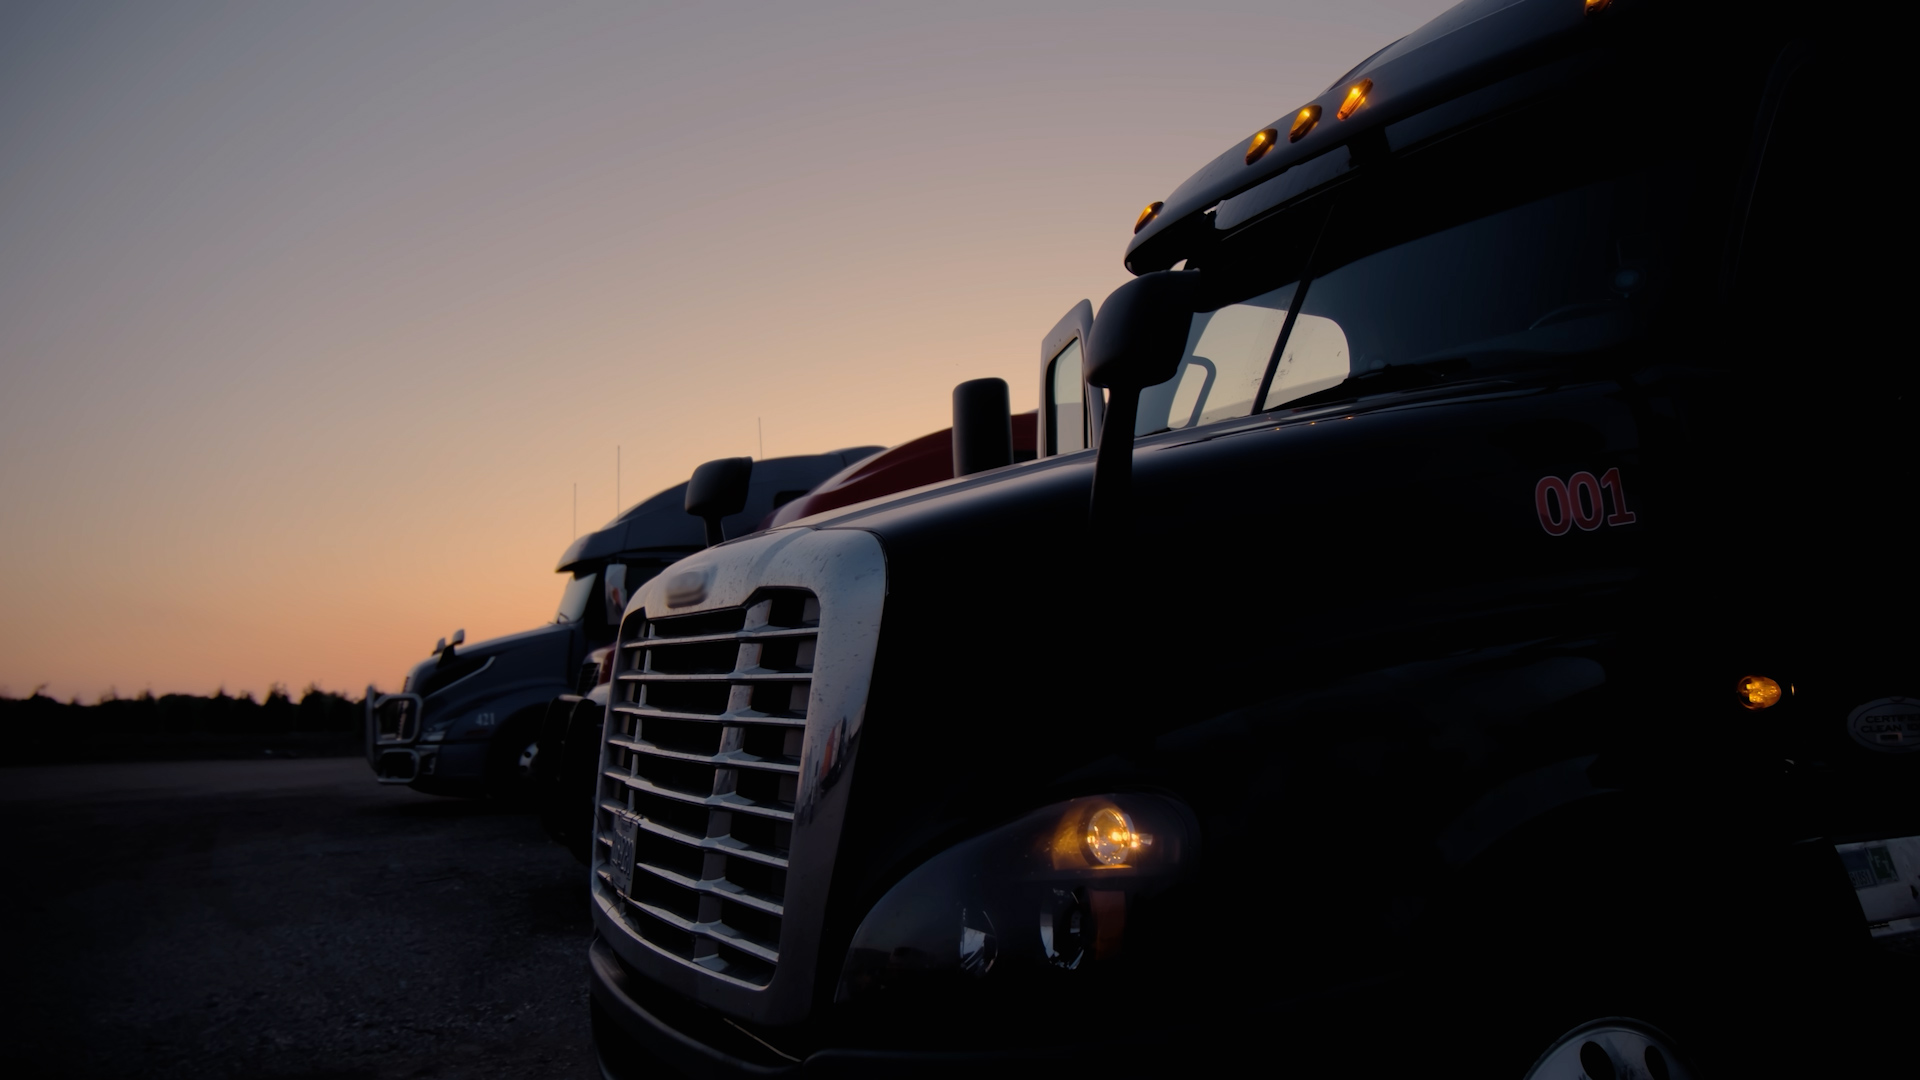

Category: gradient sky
[0, 0, 1454, 701]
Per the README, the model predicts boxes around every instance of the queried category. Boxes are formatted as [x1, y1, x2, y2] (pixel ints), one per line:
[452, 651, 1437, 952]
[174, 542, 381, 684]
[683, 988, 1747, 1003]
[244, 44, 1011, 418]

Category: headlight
[835, 794, 1198, 1006]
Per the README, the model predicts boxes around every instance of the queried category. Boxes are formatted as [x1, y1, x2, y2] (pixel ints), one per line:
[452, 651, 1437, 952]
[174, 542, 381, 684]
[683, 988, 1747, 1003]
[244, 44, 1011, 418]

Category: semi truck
[538, 414, 1040, 861]
[363, 449, 879, 797]
[582, 1, 1912, 1074]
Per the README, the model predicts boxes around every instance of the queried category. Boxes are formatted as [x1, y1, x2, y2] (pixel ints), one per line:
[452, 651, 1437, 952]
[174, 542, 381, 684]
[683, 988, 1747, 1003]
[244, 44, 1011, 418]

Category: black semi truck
[537, 418, 1043, 861]
[583, 1, 1913, 1075]
[364, 450, 878, 797]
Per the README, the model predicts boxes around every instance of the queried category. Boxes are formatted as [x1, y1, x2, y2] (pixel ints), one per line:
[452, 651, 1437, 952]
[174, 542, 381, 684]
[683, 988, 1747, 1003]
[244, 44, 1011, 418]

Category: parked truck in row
[364, 450, 878, 798]
[537, 415, 1039, 861]
[582, 1, 1911, 1074]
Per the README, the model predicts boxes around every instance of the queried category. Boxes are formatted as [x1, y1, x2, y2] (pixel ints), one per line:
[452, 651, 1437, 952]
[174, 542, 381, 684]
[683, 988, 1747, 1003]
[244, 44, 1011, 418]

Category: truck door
[1036, 300, 1101, 458]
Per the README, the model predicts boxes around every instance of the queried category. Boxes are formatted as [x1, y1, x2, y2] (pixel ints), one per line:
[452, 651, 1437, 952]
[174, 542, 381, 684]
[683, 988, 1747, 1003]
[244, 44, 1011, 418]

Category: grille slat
[610, 704, 807, 728]
[619, 671, 824, 684]
[608, 736, 801, 774]
[631, 861, 789, 917]
[603, 771, 798, 821]
[595, 590, 816, 988]
[597, 801, 792, 868]
[600, 873, 783, 966]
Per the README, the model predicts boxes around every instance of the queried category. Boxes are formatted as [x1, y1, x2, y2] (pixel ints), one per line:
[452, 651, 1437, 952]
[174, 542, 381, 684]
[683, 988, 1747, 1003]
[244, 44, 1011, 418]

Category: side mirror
[1085, 270, 1206, 532]
[951, 378, 1013, 477]
[686, 457, 754, 547]
[449, 628, 465, 647]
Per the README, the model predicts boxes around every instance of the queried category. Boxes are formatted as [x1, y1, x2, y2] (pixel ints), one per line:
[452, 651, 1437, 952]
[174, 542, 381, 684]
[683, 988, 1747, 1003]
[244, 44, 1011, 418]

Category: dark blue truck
[364, 449, 878, 797]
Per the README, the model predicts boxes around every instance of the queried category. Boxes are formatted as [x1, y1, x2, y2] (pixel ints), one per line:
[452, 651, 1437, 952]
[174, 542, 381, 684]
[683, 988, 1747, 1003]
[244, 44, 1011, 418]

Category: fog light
[1738, 675, 1784, 710]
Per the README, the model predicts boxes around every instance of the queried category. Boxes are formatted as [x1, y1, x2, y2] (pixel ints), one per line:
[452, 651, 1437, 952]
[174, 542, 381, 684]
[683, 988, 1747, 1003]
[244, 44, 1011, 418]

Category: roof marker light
[1289, 105, 1321, 143]
[1133, 201, 1164, 235]
[1585, 0, 1611, 12]
[1336, 79, 1373, 121]
[1245, 127, 1278, 165]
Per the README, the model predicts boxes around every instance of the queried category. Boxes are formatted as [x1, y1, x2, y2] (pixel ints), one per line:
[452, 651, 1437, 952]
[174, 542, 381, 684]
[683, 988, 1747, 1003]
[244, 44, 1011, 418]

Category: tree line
[0, 685, 367, 764]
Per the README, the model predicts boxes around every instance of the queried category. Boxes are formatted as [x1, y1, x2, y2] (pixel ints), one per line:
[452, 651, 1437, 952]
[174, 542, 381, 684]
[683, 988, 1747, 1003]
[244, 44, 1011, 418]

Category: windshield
[1267, 172, 1674, 407]
[555, 572, 595, 624]
[1138, 95, 1707, 431]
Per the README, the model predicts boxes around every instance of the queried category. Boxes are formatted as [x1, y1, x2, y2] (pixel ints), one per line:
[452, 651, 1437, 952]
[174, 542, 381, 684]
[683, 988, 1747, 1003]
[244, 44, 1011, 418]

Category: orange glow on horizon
[0, 1, 1463, 702]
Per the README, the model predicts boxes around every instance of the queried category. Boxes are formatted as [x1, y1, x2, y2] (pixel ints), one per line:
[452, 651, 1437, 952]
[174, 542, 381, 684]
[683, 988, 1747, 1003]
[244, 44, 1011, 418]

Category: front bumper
[588, 935, 1087, 1079]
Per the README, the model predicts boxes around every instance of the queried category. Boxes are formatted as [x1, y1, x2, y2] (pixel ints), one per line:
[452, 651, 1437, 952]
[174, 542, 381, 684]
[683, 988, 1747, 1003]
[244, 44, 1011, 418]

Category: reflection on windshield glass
[555, 572, 595, 624]
[1260, 314, 1349, 409]
[1282, 177, 1659, 397]
[1048, 339, 1088, 454]
[1137, 282, 1297, 435]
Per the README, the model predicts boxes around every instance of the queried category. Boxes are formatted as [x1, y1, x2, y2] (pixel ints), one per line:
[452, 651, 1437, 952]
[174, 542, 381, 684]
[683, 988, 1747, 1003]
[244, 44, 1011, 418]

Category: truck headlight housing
[835, 794, 1198, 1006]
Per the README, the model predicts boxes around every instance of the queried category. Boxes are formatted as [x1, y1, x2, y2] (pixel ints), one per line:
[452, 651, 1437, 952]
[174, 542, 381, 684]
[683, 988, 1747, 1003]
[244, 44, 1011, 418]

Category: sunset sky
[0, 0, 1453, 701]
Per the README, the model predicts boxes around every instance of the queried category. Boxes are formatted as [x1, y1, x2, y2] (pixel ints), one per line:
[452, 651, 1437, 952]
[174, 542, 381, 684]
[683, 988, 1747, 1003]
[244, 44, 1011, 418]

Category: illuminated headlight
[834, 794, 1198, 1005]
[1082, 806, 1139, 866]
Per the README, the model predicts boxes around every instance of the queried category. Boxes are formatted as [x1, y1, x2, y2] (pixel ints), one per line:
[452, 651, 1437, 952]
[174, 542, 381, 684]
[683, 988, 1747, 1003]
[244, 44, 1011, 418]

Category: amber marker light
[1336, 79, 1373, 121]
[1289, 104, 1322, 143]
[1133, 200, 1164, 234]
[1245, 127, 1278, 165]
[1738, 675, 1785, 710]
[1585, 0, 1612, 12]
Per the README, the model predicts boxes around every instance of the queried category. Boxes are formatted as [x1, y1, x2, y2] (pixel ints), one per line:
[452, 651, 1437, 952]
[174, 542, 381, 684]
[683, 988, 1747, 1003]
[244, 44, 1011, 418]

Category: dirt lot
[0, 759, 597, 1079]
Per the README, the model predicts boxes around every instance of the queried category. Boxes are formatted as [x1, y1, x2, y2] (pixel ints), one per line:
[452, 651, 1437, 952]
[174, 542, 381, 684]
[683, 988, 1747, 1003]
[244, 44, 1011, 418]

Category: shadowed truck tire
[558, 697, 606, 865]
[1410, 793, 1857, 1078]
[536, 694, 604, 864]
[534, 695, 577, 840]
[484, 706, 548, 803]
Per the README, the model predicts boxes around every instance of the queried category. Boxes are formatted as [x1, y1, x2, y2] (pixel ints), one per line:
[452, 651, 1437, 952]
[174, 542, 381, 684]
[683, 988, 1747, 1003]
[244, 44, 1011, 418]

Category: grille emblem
[664, 568, 710, 608]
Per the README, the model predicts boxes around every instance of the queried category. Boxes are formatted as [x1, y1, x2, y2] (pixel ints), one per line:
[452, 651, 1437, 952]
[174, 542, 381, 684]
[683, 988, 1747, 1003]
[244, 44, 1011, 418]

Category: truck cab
[365, 449, 879, 796]
[585, 3, 1911, 1074]
[540, 419, 1043, 860]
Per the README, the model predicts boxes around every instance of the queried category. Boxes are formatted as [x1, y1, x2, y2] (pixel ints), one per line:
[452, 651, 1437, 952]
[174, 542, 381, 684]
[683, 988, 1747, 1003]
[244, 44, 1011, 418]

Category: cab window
[555, 572, 595, 624]
[1136, 282, 1298, 435]
[1046, 338, 1088, 454]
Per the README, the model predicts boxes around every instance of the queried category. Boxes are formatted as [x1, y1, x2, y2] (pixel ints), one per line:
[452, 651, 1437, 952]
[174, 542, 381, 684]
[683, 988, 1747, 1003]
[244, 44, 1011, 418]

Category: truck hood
[404, 620, 577, 702]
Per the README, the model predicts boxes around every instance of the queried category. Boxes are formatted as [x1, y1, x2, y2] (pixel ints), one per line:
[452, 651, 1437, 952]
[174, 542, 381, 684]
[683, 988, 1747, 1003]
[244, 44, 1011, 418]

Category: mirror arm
[1088, 386, 1138, 537]
[700, 516, 725, 549]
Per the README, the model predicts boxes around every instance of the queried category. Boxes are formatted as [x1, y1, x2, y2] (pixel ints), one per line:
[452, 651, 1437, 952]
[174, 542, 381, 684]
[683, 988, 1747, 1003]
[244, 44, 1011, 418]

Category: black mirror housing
[1084, 269, 1205, 392]
[951, 378, 1013, 477]
[686, 457, 754, 547]
[1084, 270, 1206, 540]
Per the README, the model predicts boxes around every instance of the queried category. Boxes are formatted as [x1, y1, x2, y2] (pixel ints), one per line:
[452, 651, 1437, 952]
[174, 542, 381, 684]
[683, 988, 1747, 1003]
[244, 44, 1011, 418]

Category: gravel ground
[0, 759, 598, 1079]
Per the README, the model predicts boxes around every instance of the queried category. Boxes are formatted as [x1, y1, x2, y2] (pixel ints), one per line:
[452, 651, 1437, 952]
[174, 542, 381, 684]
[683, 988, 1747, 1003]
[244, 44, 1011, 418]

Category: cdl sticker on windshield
[1835, 836, 1920, 958]
[603, 563, 628, 625]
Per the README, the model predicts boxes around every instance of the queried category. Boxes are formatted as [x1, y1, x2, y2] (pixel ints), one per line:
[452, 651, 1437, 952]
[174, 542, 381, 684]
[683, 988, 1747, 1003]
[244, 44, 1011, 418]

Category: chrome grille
[595, 590, 820, 988]
[370, 694, 421, 745]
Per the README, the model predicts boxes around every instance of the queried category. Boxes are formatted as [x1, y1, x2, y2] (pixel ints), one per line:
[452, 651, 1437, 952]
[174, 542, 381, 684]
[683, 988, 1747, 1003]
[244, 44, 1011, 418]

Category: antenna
[758, 417, 763, 460]
[572, 483, 577, 539]
[616, 445, 621, 515]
